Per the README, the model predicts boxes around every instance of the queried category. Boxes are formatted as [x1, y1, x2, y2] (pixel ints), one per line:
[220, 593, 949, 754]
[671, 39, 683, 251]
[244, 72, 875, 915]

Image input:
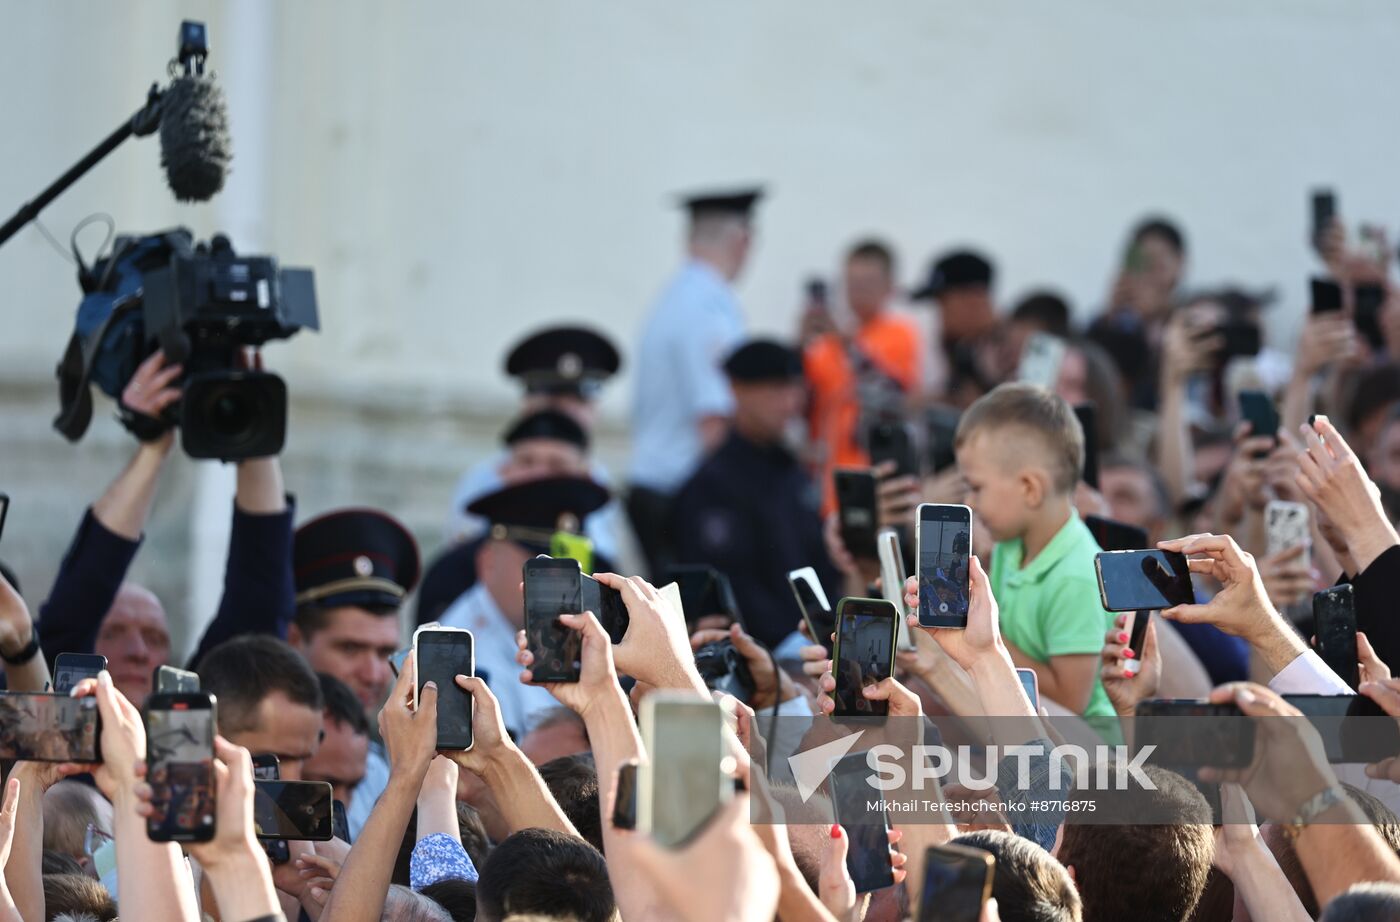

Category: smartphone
[1218, 318, 1262, 361]
[1135, 699, 1256, 768]
[1074, 403, 1099, 489]
[252, 780, 334, 841]
[1283, 694, 1400, 763]
[412, 625, 475, 750]
[878, 529, 916, 652]
[835, 469, 880, 560]
[1016, 668, 1039, 710]
[831, 598, 899, 719]
[0, 692, 100, 762]
[581, 573, 630, 644]
[1265, 500, 1311, 570]
[788, 567, 836, 656]
[612, 760, 639, 831]
[665, 564, 741, 629]
[1238, 390, 1280, 444]
[868, 420, 919, 480]
[1121, 610, 1151, 678]
[331, 800, 349, 842]
[925, 407, 961, 474]
[53, 653, 107, 695]
[251, 753, 280, 781]
[1085, 515, 1149, 553]
[917, 843, 996, 922]
[1017, 332, 1066, 390]
[1355, 283, 1387, 350]
[1312, 189, 1336, 244]
[1313, 585, 1359, 689]
[145, 692, 217, 843]
[1095, 550, 1194, 612]
[0, 493, 8, 545]
[1311, 276, 1343, 314]
[829, 752, 894, 893]
[637, 693, 731, 848]
[523, 556, 584, 683]
[153, 665, 200, 695]
[916, 504, 973, 628]
[388, 647, 411, 679]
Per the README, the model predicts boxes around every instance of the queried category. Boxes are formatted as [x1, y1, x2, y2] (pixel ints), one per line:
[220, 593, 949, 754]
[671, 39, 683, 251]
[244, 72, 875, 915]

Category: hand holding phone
[1095, 550, 1193, 612]
[917, 844, 995, 922]
[637, 694, 731, 848]
[413, 626, 475, 750]
[55, 653, 107, 696]
[788, 567, 835, 656]
[830, 753, 895, 893]
[831, 598, 899, 719]
[1313, 585, 1359, 689]
[523, 557, 584, 683]
[916, 504, 973, 628]
[146, 692, 217, 842]
[835, 469, 880, 561]
[1238, 390, 1280, 446]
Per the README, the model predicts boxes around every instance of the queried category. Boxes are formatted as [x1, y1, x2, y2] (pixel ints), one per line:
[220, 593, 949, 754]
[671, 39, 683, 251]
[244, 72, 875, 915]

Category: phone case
[915, 504, 973, 628]
[1265, 500, 1311, 570]
[877, 530, 916, 650]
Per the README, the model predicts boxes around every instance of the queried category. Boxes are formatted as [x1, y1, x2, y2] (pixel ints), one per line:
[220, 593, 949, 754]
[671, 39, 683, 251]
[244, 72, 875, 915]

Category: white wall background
[2, 0, 1399, 652]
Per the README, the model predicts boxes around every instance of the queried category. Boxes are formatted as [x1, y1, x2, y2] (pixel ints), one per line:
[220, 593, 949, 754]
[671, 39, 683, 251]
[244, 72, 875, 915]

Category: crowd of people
[0, 183, 1399, 922]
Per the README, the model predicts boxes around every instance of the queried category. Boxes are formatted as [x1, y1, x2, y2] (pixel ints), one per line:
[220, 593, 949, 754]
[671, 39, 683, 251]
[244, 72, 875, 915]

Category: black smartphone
[1085, 515, 1149, 553]
[612, 760, 638, 831]
[916, 504, 972, 628]
[924, 407, 960, 474]
[53, 653, 107, 695]
[830, 752, 894, 893]
[252, 780, 334, 841]
[153, 665, 201, 695]
[1311, 276, 1343, 314]
[1218, 318, 1262, 361]
[917, 843, 996, 922]
[1238, 390, 1280, 444]
[1283, 694, 1400, 763]
[1095, 549, 1194, 612]
[331, 800, 349, 842]
[1354, 283, 1387, 350]
[1313, 585, 1359, 689]
[1074, 403, 1099, 489]
[523, 557, 584, 683]
[831, 598, 899, 719]
[0, 692, 100, 762]
[1312, 189, 1337, 245]
[788, 566, 836, 656]
[666, 564, 739, 629]
[0, 493, 8, 545]
[145, 692, 217, 843]
[835, 469, 880, 561]
[1135, 699, 1255, 769]
[581, 573, 630, 644]
[413, 626, 475, 750]
[868, 420, 919, 480]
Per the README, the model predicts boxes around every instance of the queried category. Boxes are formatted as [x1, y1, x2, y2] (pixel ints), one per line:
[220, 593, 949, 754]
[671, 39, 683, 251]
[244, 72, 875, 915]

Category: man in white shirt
[627, 187, 763, 578]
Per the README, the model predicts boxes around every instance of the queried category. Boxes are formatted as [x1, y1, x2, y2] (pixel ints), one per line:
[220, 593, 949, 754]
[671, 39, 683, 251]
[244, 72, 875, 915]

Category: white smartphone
[877, 529, 916, 651]
[787, 566, 836, 653]
[916, 504, 974, 629]
[1016, 667, 1040, 709]
[1265, 500, 1311, 570]
[1017, 332, 1066, 390]
[637, 692, 731, 848]
[412, 625, 475, 751]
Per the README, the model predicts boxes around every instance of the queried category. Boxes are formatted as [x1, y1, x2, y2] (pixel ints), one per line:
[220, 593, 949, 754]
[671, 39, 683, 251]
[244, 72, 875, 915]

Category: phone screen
[253, 780, 334, 841]
[1074, 403, 1099, 489]
[1016, 668, 1039, 709]
[1085, 515, 1149, 553]
[830, 752, 893, 893]
[1312, 189, 1336, 242]
[524, 558, 583, 682]
[918, 845, 994, 922]
[788, 568, 835, 655]
[582, 574, 630, 644]
[612, 761, 638, 831]
[1313, 585, 1359, 689]
[0, 693, 99, 762]
[1016, 333, 1065, 390]
[917, 505, 972, 628]
[54, 654, 108, 695]
[833, 600, 897, 718]
[1283, 694, 1400, 763]
[642, 698, 727, 848]
[1238, 390, 1279, 442]
[154, 666, 201, 695]
[1311, 277, 1343, 314]
[1135, 700, 1255, 768]
[1095, 550, 1193, 612]
[416, 630, 474, 750]
[835, 470, 880, 560]
[145, 695, 216, 842]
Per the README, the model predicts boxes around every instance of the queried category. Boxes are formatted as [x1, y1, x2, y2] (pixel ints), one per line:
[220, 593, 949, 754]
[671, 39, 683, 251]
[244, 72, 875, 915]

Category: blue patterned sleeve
[410, 832, 478, 889]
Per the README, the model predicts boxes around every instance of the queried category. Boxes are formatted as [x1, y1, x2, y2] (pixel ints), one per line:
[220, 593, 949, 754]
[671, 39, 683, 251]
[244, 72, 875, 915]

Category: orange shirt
[804, 312, 923, 513]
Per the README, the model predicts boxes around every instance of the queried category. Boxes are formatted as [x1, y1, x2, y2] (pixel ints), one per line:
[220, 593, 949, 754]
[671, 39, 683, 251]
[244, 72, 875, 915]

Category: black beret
[678, 186, 765, 219]
[504, 326, 621, 398]
[294, 509, 420, 610]
[722, 339, 804, 382]
[468, 476, 609, 553]
[910, 249, 995, 300]
[502, 410, 589, 451]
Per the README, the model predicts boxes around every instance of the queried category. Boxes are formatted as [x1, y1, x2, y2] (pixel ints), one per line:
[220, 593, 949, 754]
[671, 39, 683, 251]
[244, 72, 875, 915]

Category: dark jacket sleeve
[1349, 544, 1400, 669]
[37, 509, 142, 668]
[186, 497, 296, 668]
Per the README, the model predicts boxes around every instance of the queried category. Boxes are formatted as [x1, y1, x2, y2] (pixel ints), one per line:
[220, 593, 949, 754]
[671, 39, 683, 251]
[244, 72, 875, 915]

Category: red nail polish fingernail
[1118, 632, 1129, 644]
[1124, 649, 1135, 659]
[830, 824, 842, 839]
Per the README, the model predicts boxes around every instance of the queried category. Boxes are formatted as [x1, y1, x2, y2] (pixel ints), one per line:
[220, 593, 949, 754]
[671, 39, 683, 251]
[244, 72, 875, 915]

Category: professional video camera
[55, 229, 319, 460]
[693, 639, 756, 705]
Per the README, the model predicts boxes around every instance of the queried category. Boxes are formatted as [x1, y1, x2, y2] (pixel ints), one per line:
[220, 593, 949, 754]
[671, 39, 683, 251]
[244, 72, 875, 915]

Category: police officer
[669, 339, 840, 650]
[628, 187, 763, 579]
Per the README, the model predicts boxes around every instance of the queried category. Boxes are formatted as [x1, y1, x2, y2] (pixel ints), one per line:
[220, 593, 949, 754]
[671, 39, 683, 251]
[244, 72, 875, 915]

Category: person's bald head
[95, 583, 170, 703]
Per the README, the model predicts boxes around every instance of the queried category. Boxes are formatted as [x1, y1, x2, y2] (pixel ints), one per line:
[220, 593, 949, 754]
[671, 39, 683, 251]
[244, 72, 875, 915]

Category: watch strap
[0, 631, 40, 666]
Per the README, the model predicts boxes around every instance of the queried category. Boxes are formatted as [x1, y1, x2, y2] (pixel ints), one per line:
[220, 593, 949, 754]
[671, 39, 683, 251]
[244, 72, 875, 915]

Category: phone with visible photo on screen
[412, 625, 475, 750]
[829, 751, 895, 893]
[1095, 550, 1194, 612]
[637, 693, 730, 848]
[835, 469, 880, 560]
[788, 566, 836, 656]
[916, 504, 973, 628]
[1313, 585, 1359, 689]
[1016, 668, 1039, 710]
[523, 556, 583, 683]
[0, 692, 100, 762]
[252, 780, 334, 841]
[145, 692, 217, 842]
[1016, 332, 1066, 390]
[54, 653, 107, 695]
[877, 529, 916, 651]
[917, 843, 996, 922]
[153, 665, 200, 695]
[831, 598, 899, 719]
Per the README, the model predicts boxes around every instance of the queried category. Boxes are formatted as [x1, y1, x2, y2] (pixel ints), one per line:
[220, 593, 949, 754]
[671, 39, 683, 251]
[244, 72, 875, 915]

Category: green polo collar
[1004, 512, 1090, 588]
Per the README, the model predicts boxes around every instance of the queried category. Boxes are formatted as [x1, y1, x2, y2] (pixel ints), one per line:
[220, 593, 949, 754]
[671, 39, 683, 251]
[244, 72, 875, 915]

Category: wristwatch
[1280, 784, 1348, 841]
[0, 629, 40, 666]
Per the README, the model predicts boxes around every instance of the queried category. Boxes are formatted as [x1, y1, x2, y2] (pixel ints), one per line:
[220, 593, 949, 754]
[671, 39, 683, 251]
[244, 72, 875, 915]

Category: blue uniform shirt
[629, 261, 745, 493]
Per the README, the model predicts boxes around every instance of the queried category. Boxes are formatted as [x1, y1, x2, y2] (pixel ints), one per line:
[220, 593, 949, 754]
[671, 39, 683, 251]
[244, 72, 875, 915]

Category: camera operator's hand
[379, 653, 438, 784]
[1161, 309, 1223, 386]
[1294, 313, 1358, 379]
[515, 611, 627, 720]
[1100, 613, 1161, 717]
[598, 573, 708, 696]
[690, 623, 794, 711]
[58, 672, 144, 801]
[118, 350, 181, 445]
[1296, 416, 1399, 573]
[1258, 545, 1314, 609]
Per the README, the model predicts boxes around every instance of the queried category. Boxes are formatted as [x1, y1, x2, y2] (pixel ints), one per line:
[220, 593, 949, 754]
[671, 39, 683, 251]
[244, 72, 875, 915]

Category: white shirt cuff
[1269, 650, 1354, 696]
[759, 695, 814, 719]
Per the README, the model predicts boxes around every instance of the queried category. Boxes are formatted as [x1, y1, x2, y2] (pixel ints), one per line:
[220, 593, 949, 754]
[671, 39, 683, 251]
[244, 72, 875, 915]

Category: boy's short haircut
[955, 383, 1084, 494]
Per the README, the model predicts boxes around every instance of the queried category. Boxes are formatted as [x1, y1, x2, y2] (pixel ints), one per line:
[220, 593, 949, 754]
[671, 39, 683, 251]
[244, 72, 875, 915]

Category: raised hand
[379, 652, 438, 783]
[516, 610, 629, 717]
[1296, 416, 1399, 572]
[1100, 613, 1161, 717]
[597, 573, 706, 694]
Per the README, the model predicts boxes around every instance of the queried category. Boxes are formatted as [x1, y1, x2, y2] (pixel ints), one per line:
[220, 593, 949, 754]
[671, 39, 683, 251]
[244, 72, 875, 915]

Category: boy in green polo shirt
[954, 383, 1116, 719]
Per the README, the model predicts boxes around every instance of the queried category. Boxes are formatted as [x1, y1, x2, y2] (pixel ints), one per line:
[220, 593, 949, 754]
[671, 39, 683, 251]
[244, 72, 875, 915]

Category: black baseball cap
[910, 250, 995, 300]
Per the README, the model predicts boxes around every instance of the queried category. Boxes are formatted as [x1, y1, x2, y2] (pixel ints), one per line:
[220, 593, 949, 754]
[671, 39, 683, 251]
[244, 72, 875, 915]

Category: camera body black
[692, 639, 756, 705]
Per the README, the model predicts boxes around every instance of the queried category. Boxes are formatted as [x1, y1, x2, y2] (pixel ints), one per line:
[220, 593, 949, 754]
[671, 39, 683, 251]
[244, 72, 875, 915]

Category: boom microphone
[159, 73, 231, 203]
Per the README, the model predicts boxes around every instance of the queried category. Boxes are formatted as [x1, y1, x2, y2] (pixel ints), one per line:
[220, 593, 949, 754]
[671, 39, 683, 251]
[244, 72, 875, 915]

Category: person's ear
[1065, 864, 1077, 887]
[1020, 469, 1046, 509]
[286, 622, 305, 650]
